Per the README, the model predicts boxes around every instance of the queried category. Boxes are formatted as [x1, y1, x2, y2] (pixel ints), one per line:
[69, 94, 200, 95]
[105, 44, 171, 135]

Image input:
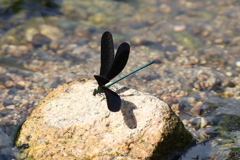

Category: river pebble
[40, 25, 64, 41]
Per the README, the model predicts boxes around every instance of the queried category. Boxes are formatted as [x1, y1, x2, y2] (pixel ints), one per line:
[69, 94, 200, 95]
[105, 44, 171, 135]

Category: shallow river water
[0, 0, 240, 159]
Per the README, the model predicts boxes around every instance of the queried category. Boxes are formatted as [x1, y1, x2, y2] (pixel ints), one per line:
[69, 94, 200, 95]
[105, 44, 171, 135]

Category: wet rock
[0, 74, 13, 87]
[218, 114, 240, 132]
[5, 105, 15, 109]
[16, 81, 26, 89]
[40, 25, 64, 41]
[6, 45, 18, 56]
[227, 148, 240, 160]
[236, 61, 240, 67]
[1, 45, 28, 57]
[5, 80, 14, 88]
[3, 99, 14, 107]
[214, 38, 223, 44]
[25, 27, 39, 42]
[23, 59, 44, 71]
[0, 119, 17, 125]
[0, 109, 13, 117]
[64, 43, 78, 52]
[174, 25, 186, 32]
[49, 41, 59, 50]
[231, 36, 240, 45]
[16, 78, 193, 159]
[193, 76, 219, 90]
[11, 49, 23, 58]
[0, 44, 9, 55]
[200, 117, 208, 128]
[18, 45, 28, 55]
[0, 128, 14, 158]
[75, 27, 90, 37]
[189, 56, 199, 64]
[159, 4, 171, 14]
[226, 71, 233, 77]
[171, 32, 203, 50]
[89, 13, 105, 26]
[31, 34, 52, 48]
[201, 30, 209, 37]
[190, 101, 203, 116]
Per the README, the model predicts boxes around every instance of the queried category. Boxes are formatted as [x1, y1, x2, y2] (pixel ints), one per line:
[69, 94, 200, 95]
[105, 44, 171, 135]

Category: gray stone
[0, 128, 15, 158]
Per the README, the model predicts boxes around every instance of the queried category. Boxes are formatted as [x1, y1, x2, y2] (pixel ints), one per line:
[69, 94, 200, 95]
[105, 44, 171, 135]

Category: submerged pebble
[236, 61, 240, 67]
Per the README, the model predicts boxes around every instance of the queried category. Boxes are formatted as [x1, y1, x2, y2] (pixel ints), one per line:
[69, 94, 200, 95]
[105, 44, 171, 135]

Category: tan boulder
[16, 78, 192, 159]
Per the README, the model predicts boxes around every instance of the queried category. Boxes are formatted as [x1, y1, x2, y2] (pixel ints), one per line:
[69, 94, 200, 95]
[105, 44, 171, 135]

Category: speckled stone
[16, 78, 192, 160]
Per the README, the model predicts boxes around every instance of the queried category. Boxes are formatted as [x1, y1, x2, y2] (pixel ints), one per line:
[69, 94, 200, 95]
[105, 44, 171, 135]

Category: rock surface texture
[16, 78, 192, 159]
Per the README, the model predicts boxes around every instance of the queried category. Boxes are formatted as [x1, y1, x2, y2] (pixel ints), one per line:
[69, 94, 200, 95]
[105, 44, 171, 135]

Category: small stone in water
[16, 81, 26, 89]
[225, 71, 232, 77]
[174, 25, 186, 32]
[236, 61, 240, 67]
[6, 105, 15, 109]
[3, 99, 14, 107]
[32, 34, 52, 48]
[5, 80, 13, 88]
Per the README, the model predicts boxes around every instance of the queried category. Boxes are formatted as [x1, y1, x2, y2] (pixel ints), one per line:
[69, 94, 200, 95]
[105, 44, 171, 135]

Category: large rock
[16, 78, 192, 159]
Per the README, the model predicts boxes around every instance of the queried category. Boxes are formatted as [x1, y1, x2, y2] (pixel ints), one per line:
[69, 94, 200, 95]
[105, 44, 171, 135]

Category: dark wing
[102, 87, 121, 112]
[106, 42, 130, 80]
[100, 31, 114, 77]
[94, 75, 109, 87]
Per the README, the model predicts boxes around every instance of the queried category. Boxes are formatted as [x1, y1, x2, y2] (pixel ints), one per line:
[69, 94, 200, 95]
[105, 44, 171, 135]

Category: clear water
[0, 0, 240, 159]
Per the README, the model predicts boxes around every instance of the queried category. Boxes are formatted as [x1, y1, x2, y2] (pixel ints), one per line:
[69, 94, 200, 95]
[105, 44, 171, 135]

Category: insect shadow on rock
[93, 31, 155, 112]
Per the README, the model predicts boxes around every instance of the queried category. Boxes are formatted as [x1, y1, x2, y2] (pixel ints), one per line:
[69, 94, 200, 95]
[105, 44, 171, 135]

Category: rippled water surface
[1, 0, 240, 159]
